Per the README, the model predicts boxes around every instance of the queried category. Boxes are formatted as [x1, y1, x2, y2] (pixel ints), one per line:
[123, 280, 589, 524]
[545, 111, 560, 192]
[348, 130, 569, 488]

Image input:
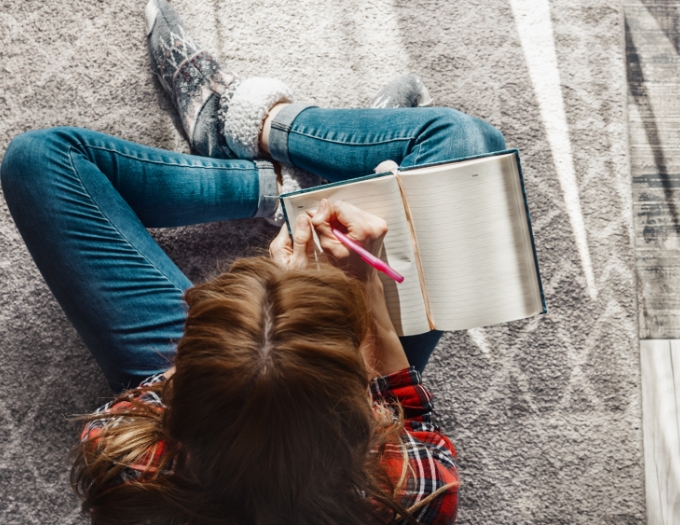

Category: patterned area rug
[0, 0, 644, 523]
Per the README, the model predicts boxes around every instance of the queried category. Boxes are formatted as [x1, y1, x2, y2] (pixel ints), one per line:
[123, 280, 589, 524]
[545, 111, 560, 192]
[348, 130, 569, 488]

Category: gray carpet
[0, 0, 644, 524]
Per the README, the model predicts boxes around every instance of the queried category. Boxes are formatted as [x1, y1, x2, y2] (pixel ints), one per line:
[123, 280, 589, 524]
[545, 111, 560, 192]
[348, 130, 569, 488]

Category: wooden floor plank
[625, 0, 680, 338]
[640, 340, 680, 525]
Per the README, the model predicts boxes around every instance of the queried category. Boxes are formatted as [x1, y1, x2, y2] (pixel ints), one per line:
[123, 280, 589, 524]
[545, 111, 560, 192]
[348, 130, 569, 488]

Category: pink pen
[331, 228, 404, 283]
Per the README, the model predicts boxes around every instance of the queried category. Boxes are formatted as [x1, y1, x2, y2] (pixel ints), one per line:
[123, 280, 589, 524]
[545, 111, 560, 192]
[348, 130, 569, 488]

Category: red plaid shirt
[81, 367, 458, 524]
[370, 368, 459, 525]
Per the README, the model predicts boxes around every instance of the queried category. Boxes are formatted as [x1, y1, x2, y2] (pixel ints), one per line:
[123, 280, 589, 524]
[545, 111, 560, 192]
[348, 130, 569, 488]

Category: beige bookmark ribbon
[393, 171, 435, 331]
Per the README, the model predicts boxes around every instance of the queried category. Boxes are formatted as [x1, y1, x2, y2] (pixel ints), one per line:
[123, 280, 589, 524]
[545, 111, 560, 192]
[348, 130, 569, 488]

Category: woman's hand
[269, 214, 314, 269]
[268, 199, 408, 376]
[308, 199, 408, 376]
[309, 199, 388, 281]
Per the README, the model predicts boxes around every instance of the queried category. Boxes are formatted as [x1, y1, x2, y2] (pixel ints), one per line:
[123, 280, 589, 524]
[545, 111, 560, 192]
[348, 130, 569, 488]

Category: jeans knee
[2, 130, 42, 204]
[430, 108, 506, 157]
[475, 119, 506, 153]
[1, 127, 77, 206]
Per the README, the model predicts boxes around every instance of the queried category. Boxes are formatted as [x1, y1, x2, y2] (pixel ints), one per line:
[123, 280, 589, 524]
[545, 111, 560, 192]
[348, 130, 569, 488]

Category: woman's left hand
[269, 214, 314, 269]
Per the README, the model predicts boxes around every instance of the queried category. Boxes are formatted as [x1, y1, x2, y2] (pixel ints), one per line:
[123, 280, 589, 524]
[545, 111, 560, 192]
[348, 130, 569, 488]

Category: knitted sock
[145, 0, 239, 157]
[369, 74, 434, 108]
[146, 0, 293, 160]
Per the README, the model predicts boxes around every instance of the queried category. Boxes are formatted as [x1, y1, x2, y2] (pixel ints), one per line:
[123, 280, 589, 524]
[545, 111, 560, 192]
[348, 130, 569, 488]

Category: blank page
[398, 154, 543, 330]
[282, 175, 431, 336]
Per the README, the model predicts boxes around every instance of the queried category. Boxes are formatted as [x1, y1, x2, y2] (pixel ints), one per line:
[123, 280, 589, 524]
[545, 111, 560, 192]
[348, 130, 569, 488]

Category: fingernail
[297, 215, 308, 226]
[320, 199, 329, 210]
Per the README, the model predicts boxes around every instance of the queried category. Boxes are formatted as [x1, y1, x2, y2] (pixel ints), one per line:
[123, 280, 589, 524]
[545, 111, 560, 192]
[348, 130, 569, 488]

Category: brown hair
[71, 257, 422, 525]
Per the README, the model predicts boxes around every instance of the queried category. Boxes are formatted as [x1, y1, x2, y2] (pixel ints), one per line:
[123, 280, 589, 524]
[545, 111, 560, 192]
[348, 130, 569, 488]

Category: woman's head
[73, 257, 411, 525]
[165, 257, 397, 524]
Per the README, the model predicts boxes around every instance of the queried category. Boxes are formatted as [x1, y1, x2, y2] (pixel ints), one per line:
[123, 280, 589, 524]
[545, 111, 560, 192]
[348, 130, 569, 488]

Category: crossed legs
[0, 2, 506, 392]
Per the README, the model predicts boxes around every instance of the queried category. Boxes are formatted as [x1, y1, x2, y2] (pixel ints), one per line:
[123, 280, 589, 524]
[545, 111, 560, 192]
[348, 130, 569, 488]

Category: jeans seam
[84, 144, 254, 172]
[413, 143, 423, 165]
[271, 121, 290, 132]
[287, 130, 416, 147]
[67, 146, 187, 296]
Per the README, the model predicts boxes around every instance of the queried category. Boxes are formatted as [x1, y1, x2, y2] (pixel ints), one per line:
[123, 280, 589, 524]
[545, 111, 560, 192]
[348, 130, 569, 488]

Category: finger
[274, 222, 292, 245]
[292, 215, 313, 264]
[308, 200, 349, 260]
[309, 199, 330, 225]
[309, 199, 335, 237]
[332, 200, 370, 229]
[333, 201, 387, 239]
[269, 222, 292, 253]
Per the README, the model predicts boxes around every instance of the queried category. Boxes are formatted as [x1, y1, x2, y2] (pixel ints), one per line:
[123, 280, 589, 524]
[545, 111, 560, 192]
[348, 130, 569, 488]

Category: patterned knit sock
[369, 74, 434, 108]
[145, 0, 239, 157]
[146, 0, 294, 160]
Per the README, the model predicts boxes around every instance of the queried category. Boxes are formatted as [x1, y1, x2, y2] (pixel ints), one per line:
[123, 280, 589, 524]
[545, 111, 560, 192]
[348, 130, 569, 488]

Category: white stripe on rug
[509, 0, 597, 300]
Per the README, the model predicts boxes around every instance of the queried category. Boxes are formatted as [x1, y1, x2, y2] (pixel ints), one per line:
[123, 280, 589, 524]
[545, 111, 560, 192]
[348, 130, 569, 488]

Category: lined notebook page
[282, 175, 430, 336]
[398, 154, 542, 330]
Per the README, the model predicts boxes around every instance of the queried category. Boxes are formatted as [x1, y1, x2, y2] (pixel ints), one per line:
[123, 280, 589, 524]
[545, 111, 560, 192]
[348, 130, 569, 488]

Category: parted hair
[71, 257, 420, 525]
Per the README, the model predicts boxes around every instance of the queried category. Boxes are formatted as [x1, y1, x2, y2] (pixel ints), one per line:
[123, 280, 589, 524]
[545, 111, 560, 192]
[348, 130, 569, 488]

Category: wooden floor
[639, 340, 680, 525]
[624, 0, 680, 523]
[625, 0, 680, 338]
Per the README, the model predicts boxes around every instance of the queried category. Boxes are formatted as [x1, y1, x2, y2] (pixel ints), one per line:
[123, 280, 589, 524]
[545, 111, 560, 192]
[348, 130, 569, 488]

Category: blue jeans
[1, 106, 505, 392]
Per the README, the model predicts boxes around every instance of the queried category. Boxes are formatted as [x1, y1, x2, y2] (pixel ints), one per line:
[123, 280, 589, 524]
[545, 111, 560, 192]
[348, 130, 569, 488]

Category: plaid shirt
[370, 368, 459, 525]
[79, 373, 170, 484]
[81, 368, 458, 524]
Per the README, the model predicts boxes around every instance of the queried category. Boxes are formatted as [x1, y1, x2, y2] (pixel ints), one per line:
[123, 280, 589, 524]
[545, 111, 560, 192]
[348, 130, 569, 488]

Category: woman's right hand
[309, 199, 388, 281]
[310, 199, 408, 376]
[311, 199, 409, 376]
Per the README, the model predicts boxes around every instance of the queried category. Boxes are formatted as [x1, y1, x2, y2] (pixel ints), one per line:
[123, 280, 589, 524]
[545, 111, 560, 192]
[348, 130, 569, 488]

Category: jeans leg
[269, 106, 506, 372]
[270, 106, 506, 182]
[1, 127, 278, 392]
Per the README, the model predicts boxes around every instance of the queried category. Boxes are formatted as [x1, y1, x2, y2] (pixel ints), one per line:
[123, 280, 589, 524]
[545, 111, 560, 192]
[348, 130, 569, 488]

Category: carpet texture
[0, 0, 644, 523]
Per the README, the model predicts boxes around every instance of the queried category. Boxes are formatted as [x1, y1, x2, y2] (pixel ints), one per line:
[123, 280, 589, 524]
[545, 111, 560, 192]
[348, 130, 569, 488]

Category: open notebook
[280, 149, 546, 336]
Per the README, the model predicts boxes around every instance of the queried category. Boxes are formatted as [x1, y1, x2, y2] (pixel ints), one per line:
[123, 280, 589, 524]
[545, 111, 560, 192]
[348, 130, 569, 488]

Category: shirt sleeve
[79, 373, 170, 487]
[80, 373, 167, 444]
[371, 367, 459, 525]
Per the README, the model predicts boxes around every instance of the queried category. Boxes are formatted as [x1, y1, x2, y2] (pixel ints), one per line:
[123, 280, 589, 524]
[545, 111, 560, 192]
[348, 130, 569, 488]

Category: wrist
[365, 270, 383, 294]
[360, 273, 409, 377]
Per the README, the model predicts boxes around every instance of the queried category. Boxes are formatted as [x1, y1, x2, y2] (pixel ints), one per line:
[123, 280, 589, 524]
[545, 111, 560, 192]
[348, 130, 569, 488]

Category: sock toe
[146, 0, 201, 97]
[370, 74, 434, 108]
[145, 0, 159, 36]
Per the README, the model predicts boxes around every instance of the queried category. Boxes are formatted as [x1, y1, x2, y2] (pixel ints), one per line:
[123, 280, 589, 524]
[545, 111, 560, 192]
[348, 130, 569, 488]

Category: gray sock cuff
[222, 77, 294, 160]
[268, 103, 315, 165]
[253, 160, 279, 218]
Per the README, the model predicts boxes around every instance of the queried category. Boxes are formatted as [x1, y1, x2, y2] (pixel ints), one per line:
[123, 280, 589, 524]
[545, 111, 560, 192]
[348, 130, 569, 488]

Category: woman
[0, 1, 506, 523]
